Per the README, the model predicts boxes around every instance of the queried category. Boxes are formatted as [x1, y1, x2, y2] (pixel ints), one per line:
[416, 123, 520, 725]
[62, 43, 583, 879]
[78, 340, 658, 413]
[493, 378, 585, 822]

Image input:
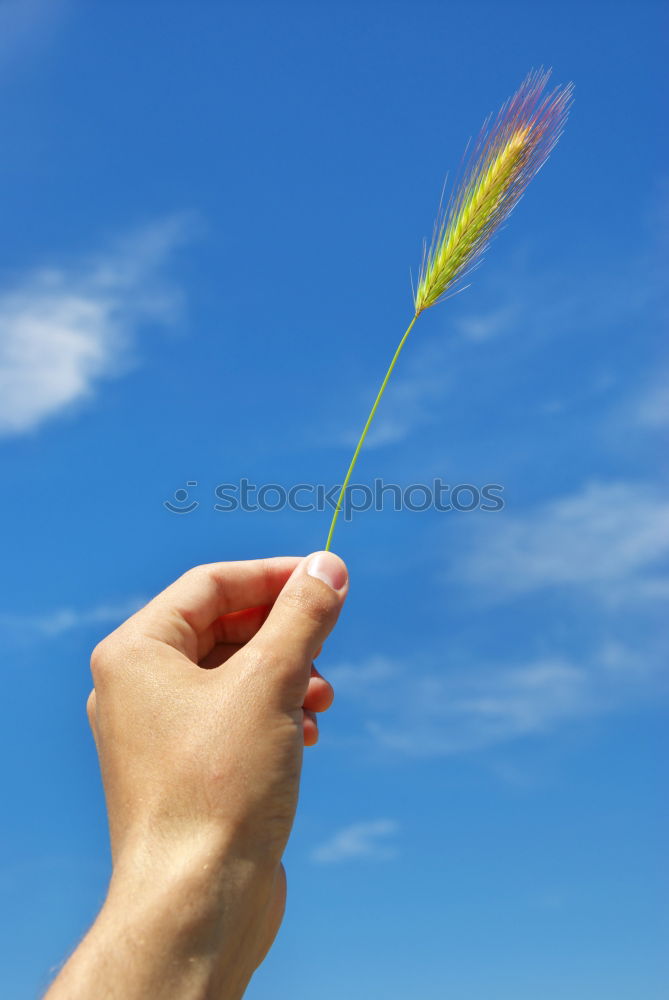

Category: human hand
[47, 552, 348, 1000]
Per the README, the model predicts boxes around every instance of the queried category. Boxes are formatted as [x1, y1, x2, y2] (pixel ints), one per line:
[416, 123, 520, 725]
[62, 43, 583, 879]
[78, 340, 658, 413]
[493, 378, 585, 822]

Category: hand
[46, 551, 349, 1000]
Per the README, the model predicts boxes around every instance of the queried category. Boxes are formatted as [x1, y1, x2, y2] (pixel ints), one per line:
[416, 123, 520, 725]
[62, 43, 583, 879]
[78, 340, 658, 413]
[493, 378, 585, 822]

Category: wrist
[48, 831, 279, 1000]
[105, 833, 276, 993]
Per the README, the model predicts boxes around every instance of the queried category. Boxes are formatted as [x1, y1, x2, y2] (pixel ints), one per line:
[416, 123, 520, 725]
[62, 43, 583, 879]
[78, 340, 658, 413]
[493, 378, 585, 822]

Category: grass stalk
[324, 312, 419, 550]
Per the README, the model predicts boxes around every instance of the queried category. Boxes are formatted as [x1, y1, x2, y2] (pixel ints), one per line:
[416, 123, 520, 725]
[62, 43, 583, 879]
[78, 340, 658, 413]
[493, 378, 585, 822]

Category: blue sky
[0, 1, 667, 996]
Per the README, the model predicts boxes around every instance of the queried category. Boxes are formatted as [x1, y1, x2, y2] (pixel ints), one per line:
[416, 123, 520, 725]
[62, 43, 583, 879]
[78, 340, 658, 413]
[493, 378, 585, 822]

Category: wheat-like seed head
[414, 69, 573, 314]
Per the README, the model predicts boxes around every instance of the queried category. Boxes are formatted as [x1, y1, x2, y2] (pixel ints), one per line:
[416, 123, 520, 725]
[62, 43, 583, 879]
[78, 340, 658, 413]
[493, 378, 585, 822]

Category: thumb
[246, 551, 349, 700]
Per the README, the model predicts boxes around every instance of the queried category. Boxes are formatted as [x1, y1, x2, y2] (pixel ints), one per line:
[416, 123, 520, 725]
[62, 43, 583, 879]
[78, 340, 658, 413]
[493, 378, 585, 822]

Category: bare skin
[45, 550, 348, 1000]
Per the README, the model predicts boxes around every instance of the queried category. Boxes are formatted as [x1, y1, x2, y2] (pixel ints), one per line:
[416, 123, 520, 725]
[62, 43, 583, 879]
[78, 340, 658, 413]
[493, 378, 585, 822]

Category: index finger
[129, 556, 302, 659]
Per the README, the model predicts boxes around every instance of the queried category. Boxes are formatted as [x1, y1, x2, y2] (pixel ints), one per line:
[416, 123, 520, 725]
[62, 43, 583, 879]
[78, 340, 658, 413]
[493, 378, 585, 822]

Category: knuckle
[89, 638, 112, 681]
[181, 563, 226, 605]
[180, 564, 210, 589]
[259, 557, 279, 593]
[89, 628, 142, 683]
[85, 689, 96, 725]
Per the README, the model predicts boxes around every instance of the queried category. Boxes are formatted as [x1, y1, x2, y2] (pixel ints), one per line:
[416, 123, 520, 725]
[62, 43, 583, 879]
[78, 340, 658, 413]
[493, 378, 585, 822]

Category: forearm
[45, 839, 275, 1000]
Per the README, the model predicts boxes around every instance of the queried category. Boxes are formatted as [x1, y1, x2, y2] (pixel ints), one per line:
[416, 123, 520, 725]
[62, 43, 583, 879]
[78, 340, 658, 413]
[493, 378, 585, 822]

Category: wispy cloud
[456, 302, 521, 342]
[311, 819, 399, 864]
[456, 204, 666, 343]
[326, 655, 400, 695]
[0, 0, 68, 68]
[456, 480, 669, 603]
[330, 641, 665, 758]
[369, 657, 591, 756]
[334, 229, 665, 453]
[0, 598, 147, 639]
[633, 370, 669, 430]
[326, 478, 668, 758]
[0, 215, 195, 436]
[337, 336, 455, 450]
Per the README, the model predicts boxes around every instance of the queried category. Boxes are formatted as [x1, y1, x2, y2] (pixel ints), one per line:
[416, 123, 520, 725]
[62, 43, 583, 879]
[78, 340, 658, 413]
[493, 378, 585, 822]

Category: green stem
[324, 312, 420, 551]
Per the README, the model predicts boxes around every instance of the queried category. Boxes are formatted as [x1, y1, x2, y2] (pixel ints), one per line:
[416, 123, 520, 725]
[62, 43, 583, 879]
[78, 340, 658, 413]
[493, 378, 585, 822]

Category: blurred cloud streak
[311, 819, 399, 864]
[0, 598, 147, 639]
[0, 215, 195, 436]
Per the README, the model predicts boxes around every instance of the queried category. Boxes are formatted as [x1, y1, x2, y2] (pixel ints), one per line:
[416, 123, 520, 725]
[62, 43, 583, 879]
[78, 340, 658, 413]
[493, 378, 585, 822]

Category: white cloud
[457, 481, 669, 602]
[331, 641, 664, 758]
[634, 373, 669, 429]
[0, 0, 67, 68]
[311, 819, 399, 864]
[0, 215, 194, 436]
[330, 202, 666, 454]
[455, 303, 520, 342]
[459, 221, 665, 348]
[326, 655, 400, 695]
[0, 598, 146, 638]
[369, 658, 593, 756]
[345, 478, 666, 757]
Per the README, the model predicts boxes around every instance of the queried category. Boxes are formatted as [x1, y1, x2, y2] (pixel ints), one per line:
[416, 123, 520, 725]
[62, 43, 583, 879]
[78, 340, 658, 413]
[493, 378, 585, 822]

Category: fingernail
[307, 551, 348, 592]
